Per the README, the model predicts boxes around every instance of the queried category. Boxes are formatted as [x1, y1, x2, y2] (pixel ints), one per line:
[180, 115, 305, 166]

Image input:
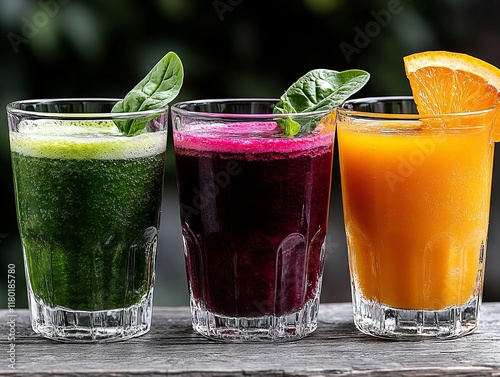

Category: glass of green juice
[6, 99, 168, 342]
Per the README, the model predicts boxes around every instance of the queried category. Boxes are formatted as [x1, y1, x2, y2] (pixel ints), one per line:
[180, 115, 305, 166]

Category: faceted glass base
[28, 287, 154, 342]
[190, 289, 321, 342]
[352, 289, 481, 339]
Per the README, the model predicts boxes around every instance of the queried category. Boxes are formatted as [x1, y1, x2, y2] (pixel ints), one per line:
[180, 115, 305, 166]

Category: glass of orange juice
[336, 96, 496, 339]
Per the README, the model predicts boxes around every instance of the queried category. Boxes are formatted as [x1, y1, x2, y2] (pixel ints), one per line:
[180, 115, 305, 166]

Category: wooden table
[1, 302, 500, 376]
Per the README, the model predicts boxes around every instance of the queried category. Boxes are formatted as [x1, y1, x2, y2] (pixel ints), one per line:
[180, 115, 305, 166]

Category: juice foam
[10, 119, 167, 160]
[173, 121, 333, 157]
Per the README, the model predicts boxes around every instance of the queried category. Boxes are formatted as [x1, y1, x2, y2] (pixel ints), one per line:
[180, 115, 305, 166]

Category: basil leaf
[112, 51, 184, 135]
[274, 68, 370, 136]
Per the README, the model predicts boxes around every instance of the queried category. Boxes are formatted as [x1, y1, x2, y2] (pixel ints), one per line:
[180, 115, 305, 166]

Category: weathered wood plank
[1, 303, 500, 376]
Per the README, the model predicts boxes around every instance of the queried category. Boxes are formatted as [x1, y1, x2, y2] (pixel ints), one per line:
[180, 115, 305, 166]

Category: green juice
[10, 120, 167, 311]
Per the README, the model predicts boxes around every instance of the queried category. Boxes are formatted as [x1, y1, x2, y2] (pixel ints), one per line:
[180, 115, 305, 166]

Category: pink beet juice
[172, 99, 334, 340]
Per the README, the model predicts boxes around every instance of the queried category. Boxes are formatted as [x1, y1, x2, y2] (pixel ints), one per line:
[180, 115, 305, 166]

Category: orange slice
[403, 51, 500, 140]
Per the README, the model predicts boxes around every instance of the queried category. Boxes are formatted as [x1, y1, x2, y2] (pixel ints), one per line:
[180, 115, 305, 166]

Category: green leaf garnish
[273, 68, 370, 136]
[112, 51, 184, 135]
[280, 117, 301, 136]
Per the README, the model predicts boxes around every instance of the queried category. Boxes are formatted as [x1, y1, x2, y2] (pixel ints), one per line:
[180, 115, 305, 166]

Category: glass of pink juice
[171, 99, 335, 341]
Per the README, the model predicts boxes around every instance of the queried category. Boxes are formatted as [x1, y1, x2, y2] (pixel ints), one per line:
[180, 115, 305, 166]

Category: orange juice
[338, 116, 494, 311]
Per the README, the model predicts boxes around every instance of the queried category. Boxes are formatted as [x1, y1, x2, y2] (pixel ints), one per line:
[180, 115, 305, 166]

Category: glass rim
[170, 98, 333, 119]
[5, 98, 169, 119]
[338, 96, 498, 119]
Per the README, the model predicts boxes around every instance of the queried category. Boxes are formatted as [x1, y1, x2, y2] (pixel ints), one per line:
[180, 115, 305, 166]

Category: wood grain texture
[1, 303, 500, 376]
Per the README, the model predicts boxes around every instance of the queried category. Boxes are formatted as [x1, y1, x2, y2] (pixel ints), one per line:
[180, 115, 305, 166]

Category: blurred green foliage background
[1, 0, 500, 308]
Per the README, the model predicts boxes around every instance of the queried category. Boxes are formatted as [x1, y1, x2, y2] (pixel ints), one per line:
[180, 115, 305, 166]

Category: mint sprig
[112, 51, 184, 136]
[273, 69, 370, 136]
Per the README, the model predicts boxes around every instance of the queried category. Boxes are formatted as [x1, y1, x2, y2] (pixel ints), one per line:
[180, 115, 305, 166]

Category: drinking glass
[336, 96, 496, 339]
[7, 99, 168, 342]
[171, 99, 335, 341]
